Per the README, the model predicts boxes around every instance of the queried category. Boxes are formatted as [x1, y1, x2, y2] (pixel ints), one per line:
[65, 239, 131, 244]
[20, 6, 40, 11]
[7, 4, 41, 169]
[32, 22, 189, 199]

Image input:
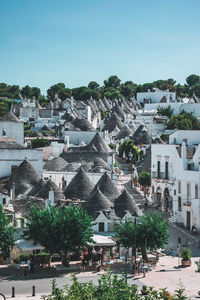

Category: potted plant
[180, 248, 192, 267]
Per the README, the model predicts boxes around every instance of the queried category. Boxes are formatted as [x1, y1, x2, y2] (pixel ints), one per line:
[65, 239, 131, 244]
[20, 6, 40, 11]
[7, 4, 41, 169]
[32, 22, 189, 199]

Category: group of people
[129, 258, 148, 278]
[27, 256, 35, 272]
[81, 247, 109, 272]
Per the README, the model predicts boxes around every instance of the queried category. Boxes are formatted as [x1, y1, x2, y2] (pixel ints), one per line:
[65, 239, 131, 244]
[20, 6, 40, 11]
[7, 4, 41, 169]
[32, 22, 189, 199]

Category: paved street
[0, 272, 143, 298]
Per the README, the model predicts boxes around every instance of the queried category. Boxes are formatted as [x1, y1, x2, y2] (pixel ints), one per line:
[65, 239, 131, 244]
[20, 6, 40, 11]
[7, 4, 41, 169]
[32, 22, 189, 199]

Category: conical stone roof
[88, 132, 111, 153]
[114, 188, 140, 218]
[1, 111, 20, 122]
[73, 118, 94, 131]
[28, 178, 46, 196]
[104, 112, 123, 133]
[10, 158, 41, 196]
[94, 157, 107, 168]
[91, 172, 119, 202]
[132, 125, 152, 145]
[85, 186, 112, 217]
[64, 167, 94, 200]
[43, 157, 68, 171]
[36, 179, 65, 202]
[116, 124, 133, 140]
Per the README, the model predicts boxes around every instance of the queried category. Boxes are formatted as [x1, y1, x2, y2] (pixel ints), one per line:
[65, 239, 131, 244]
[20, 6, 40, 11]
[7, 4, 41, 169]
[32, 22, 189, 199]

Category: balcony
[152, 171, 172, 181]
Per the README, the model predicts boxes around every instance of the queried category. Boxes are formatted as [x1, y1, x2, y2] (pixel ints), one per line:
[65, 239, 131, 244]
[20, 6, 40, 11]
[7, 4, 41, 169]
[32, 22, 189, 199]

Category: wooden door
[186, 211, 190, 230]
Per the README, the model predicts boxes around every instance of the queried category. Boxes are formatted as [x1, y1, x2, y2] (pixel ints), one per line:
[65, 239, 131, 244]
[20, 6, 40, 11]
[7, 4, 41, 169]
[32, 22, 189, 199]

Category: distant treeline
[0, 74, 200, 108]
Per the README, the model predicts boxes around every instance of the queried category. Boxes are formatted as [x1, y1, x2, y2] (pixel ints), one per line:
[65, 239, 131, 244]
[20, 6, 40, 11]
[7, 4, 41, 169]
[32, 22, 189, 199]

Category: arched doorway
[164, 187, 170, 211]
[156, 187, 161, 207]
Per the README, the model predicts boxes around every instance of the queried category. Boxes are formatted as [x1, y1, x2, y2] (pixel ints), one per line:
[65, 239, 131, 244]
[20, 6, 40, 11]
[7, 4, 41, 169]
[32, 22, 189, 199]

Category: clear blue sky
[0, 0, 200, 94]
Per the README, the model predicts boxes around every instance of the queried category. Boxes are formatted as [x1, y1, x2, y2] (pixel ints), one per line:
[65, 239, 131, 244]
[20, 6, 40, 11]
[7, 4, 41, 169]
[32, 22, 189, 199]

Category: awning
[15, 239, 45, 251]
[89, 234, 116, 247]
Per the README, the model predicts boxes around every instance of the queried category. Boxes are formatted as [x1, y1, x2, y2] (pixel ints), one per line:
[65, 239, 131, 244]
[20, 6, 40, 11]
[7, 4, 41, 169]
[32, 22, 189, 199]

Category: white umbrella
[15, 239, 45, 251]
[89, 235, 116, 247]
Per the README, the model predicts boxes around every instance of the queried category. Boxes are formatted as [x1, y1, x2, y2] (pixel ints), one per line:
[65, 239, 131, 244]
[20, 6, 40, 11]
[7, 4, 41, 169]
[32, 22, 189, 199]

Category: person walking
[27, 258, 31, 271]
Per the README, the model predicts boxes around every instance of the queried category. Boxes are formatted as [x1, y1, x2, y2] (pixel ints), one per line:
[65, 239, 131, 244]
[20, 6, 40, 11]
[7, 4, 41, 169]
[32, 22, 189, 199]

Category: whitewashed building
[137, 89, 176, 104]
[151, 130, 200, 231]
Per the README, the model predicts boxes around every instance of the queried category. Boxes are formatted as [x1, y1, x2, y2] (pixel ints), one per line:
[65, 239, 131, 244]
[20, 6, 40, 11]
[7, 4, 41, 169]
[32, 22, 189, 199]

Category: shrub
[31, 138, 51, 149]
[180, 248, 192, 261]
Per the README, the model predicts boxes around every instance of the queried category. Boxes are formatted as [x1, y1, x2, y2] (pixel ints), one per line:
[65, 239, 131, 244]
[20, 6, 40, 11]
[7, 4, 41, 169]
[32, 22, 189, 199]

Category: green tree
[186, 74, 200, 87]
[157, 105, 174, 118]
[0, 101, 9, 117]
[103, 87, 122, 100]
[121, 81, 137, 98]
[47, 83, 71, 101]
[115, 214, 168, 261]
[138, 171, 151, 196]
[24, 205, 94, 264]
[0, 205, 15, 259]
[166, 111, 200, 130]
[31, 138, 51, 148]
[136, 214, 169, 260]
[88, 81, 100, 90]
[104, 75, 121, 88]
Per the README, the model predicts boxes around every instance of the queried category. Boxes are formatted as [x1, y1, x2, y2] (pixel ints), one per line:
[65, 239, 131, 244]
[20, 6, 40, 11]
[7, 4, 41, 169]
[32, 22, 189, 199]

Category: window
[187, 183, 190, 200]
[178, 182, 181, 194]
[178, 197, 181, 212]
[195, 184, 198, 199]
[174, 189, 176, 196]
[165, 161, 168, 179]
[157, 161, 160, 178]
[99, 222, 105, 232]
[187, 164, 192, 170]
[174, 138, 176, 144]
[3, 198, 6, 205]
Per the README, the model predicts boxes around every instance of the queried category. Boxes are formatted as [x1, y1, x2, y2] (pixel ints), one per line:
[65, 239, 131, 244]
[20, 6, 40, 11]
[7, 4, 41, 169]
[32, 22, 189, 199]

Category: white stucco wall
[169, 130, 200, 145]
[43, 171, 117, 188]
[0, 122, 24, 145]
[151, 143, 200, 230]
[137, 91, 176, 103]
[63, 131, 105, 145]
[0, 148, 43, 177]
[144, 102, 200, 118]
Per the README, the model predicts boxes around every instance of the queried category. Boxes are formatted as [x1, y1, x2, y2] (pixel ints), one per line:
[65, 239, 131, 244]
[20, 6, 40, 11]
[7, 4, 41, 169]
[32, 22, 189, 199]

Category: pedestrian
[89, 260, 92, 270]
[27, 258, 31, 271]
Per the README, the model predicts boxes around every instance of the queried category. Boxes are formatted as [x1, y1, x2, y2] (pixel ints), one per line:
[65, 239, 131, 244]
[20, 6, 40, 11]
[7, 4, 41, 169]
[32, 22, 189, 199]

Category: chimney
[71, 97, 74, 110]
[46, 189, 55, 208]
[10, 182, 15, 201]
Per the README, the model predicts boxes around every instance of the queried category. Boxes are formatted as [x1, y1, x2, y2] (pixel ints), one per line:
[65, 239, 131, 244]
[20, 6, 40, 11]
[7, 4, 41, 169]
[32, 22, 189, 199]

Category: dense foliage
[114, 214, 169, 261]
[0, 205, 15, 258]
[166, 111, 200, 130]
[118, 139, 143, 161]
[31, 138, 51, 148]
[24, 205, 94, 260]
[157, 105, 174, 118]
[0, 74, 200, 106]
[138, 171, 151, 188]
[41, 272, 186, 300]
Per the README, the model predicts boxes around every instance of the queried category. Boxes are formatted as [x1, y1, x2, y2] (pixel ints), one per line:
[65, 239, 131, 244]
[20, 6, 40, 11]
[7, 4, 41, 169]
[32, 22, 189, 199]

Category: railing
[152, 171, 172, 180]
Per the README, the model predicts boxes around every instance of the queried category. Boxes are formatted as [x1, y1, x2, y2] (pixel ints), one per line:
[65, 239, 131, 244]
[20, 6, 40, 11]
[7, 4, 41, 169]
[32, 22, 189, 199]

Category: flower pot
[181, 259, 191, 267]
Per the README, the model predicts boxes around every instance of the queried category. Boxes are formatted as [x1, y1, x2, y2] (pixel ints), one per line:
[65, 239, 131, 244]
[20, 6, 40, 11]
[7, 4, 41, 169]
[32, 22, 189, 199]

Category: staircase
[116, 156, 145, 205]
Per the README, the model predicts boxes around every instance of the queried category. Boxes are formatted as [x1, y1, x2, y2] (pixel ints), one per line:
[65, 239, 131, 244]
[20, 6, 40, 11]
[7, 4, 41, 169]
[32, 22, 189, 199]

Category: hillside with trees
[0, 74, 200, 106]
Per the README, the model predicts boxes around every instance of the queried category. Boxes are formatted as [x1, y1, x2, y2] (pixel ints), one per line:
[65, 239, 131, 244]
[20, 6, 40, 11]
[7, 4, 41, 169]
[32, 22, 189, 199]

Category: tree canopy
[114, 213, 168, 260]
[138, 171, 151, 188]
[0, 73, 200, 106]
[166, 111, 200, 130]
[0, 205, 15, 258]
[157, 105, 174, 118]
[24, 205, 94, 258]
